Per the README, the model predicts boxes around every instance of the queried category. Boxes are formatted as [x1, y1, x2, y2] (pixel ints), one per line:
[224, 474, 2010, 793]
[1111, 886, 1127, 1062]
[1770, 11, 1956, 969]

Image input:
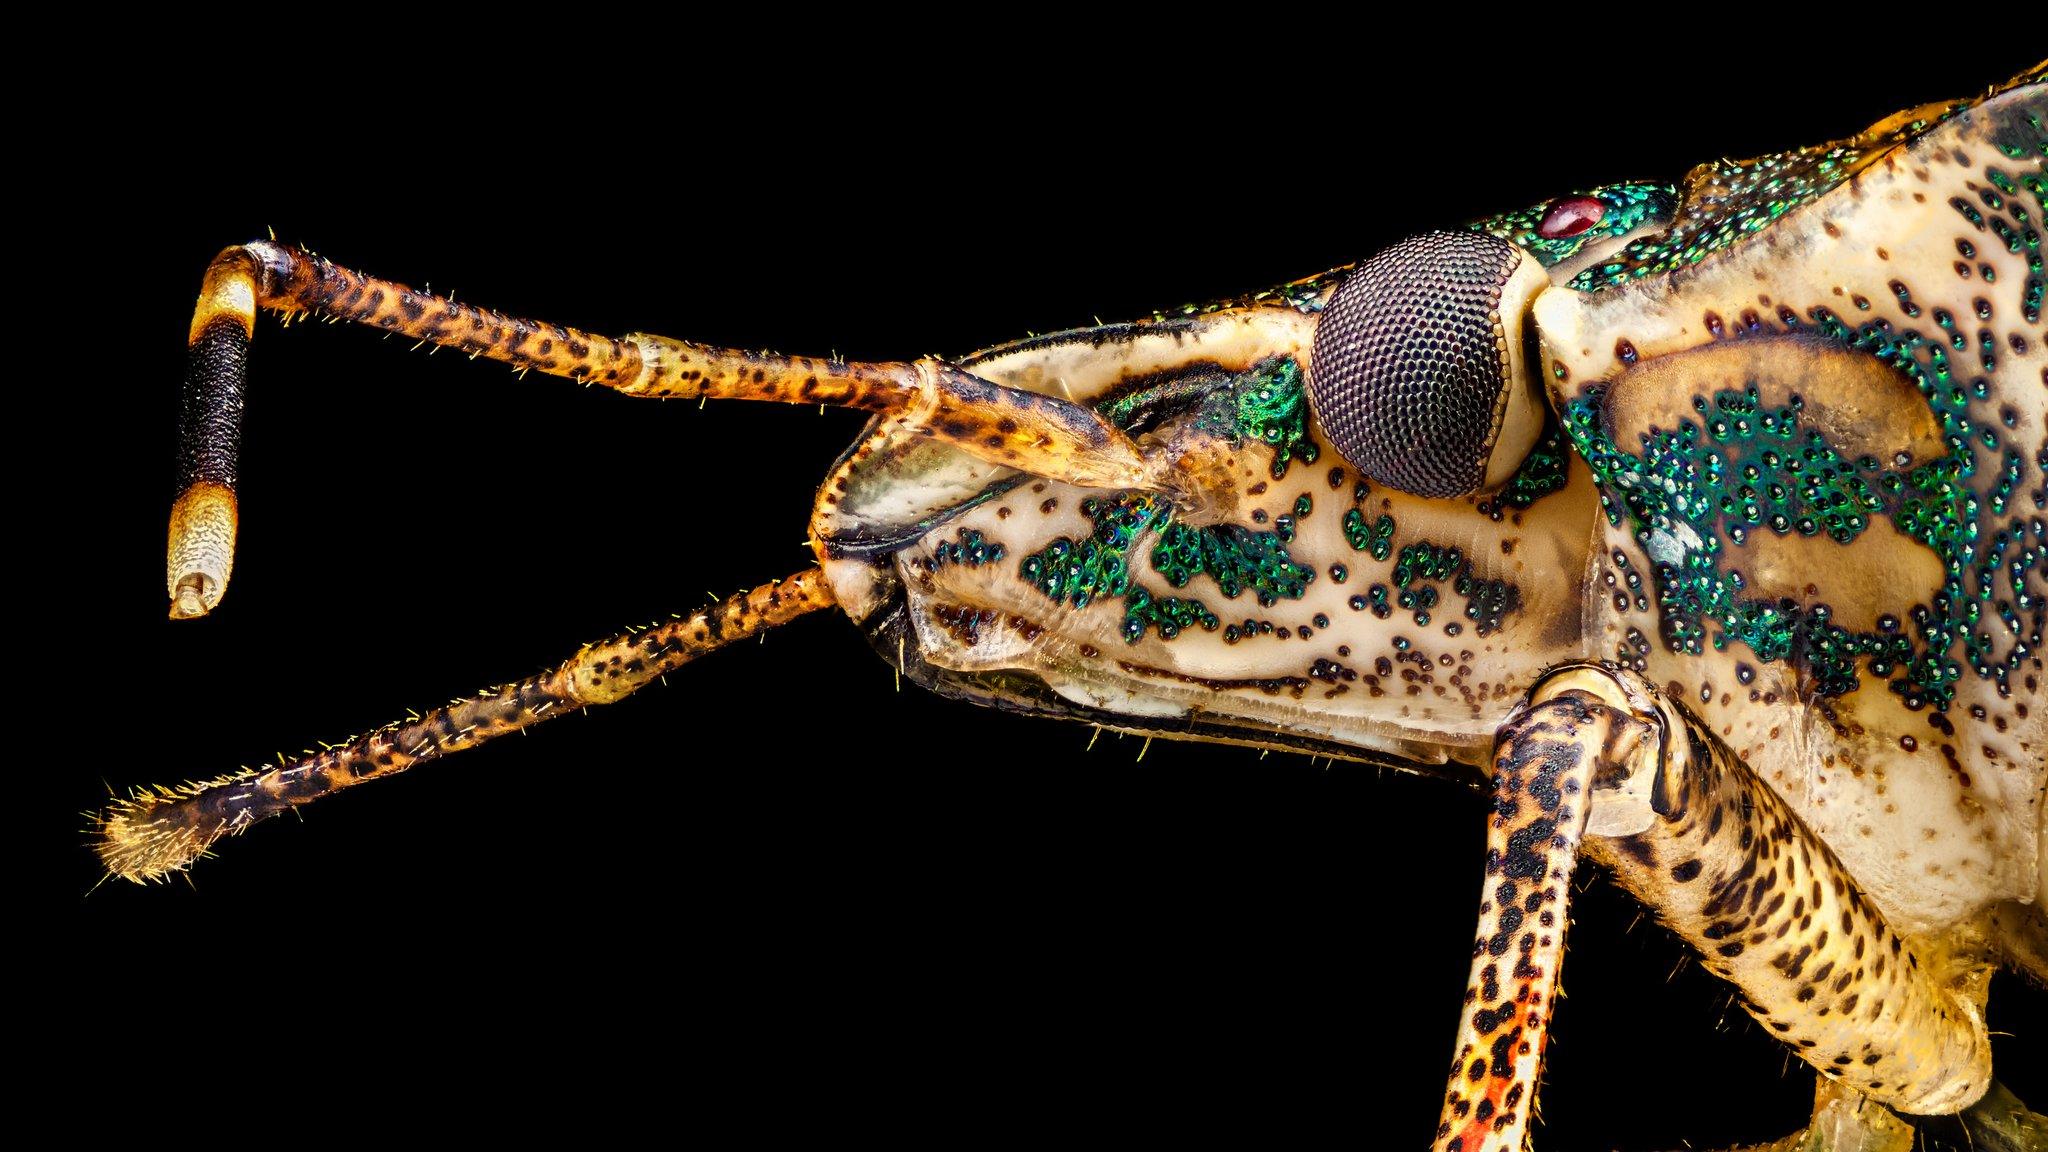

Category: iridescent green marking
[1564, 310, 2043, 706]
[930, 528, 1006, 569]
[1014, 495, 1220, 643]
[1394, 542, 1464, 586]
[1977, 163, 2048, 324]
[1344, 510, 1396, 560]
[1460, 575, 1523, 637]
[1154, 78, 2043, 315]
[1153, 273, 1338, 320]
[1479, 418, 1571, 518]
[1096, 357, 1320, 487]
[1098, 371, 1221, 433]
[1571, 80, 2047, 291]
[1570, 387, 1890, 696]
[1017, 491, 1313, 643]
[1396, 581, 1438, 626]
[1700, 387, 1885, 544]
[1271, 278, 1331, 313]
[1363, 584, 1391, 619]
[1936, 308, 1964, 349]
[1390, 541, 1523, 636]
[1989, 100, 2046, 162]
[1560, 101, 1997, 292]
[1470, 182, 1678, 270]
[1153, 521, 1314, 607]
[1122, 588, 1221, 643]
[1193, 357, 1320, 480]
[2022, 165, 2046, 205]
[1017, 495, 1158, 612]
[1568, 145, 1873, 290]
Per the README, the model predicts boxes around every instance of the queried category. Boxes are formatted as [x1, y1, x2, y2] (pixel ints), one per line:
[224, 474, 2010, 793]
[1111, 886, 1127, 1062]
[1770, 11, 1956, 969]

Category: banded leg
[98, 570, 834, 882]
[170, 241, 1164, 616]
[1434, 668, 1658, 1152]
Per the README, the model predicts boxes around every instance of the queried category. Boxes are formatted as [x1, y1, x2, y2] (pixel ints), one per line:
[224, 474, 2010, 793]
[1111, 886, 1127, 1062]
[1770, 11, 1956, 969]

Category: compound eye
[1308, 230, 1548, 497]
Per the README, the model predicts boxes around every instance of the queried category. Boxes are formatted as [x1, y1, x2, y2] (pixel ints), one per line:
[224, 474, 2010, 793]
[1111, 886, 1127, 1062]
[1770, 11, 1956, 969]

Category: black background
[59, 44, 2042, 1147]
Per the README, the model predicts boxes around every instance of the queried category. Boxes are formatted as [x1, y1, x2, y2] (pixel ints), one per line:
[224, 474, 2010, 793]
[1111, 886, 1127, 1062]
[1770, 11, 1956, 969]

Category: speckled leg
[168, 242, 1162, 616]
[1578, 665, 1994, 1118]
[1435, 668, 1658, 1152]
[1438, 664, 1998, 1151]
[97, 571, 834, 882]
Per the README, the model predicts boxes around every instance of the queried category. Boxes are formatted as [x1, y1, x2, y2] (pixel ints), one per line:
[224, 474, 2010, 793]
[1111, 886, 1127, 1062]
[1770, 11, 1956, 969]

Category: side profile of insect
[97, 59, 2043, 1151]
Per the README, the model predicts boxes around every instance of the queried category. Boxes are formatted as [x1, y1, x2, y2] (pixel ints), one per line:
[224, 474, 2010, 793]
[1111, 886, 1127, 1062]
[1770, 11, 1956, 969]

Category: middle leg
[1434, 663, 1994, 1151]
[1580, 667, 1991, 1118]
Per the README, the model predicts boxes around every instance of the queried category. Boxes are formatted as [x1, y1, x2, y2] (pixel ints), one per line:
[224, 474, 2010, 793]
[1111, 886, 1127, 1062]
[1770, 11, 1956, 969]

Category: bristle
[99, 571, 837, 880]
[93, 775, 251, 882]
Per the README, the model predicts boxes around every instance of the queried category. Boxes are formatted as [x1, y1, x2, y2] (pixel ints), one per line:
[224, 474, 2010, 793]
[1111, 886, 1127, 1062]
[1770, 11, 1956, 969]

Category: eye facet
[1536, 196, 1606, 239]
[1308, 230, 1549, 498]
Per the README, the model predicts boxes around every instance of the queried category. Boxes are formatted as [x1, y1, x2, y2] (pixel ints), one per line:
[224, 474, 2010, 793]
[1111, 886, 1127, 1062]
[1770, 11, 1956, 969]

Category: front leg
[1434, 666, 1658, 1152]
[1438, 664, 1995, 1151]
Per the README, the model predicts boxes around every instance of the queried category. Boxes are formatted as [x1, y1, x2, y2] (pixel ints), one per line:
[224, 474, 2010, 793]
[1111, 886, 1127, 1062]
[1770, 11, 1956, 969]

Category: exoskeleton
[103, 59, 2046, 1152]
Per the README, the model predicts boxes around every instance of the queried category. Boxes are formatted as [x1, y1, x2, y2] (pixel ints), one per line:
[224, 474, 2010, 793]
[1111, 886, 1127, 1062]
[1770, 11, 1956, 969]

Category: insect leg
[1573, 666, 1993, 1118]
[97, 570, 834, 883]
[171, 243, 1161, 616]
[1434, 667, 1655, 1152]
[1437, 663, 1998, 1150]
